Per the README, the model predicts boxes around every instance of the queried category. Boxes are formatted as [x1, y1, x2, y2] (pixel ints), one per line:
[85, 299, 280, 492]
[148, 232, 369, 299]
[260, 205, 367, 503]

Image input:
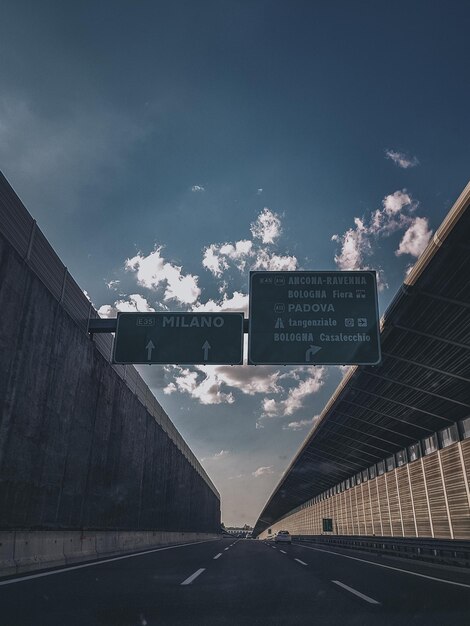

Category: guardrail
[292, 535, 470, 568]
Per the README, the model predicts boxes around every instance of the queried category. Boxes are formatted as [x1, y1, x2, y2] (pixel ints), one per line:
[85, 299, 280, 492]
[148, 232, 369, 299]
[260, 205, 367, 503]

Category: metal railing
[0, 172, 219, 499]
[293, 535, 470, 568]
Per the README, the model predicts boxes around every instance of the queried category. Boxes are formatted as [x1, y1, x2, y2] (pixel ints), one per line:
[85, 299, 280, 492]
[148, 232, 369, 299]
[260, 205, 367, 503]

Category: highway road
[1, 538, 470, 625]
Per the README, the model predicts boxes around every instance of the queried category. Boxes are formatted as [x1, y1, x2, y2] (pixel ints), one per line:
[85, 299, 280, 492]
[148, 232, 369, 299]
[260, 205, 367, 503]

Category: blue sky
[1, 0, 469, 525]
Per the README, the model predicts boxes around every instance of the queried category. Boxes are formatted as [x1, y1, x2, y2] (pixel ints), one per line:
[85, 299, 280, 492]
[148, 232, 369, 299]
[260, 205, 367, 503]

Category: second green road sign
[113, 312, 244, 365]
[248, 271, 381, 365]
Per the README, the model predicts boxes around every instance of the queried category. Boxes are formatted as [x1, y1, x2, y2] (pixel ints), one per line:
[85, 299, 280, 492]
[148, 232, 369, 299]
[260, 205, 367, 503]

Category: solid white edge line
[0, 539, 219, 587]
[181, 568, 206, 586]
[295, 558, 308, 566]
[293, 543, 470, 590]
[213, 553, 222, 560]
[332, 580, 380, 605]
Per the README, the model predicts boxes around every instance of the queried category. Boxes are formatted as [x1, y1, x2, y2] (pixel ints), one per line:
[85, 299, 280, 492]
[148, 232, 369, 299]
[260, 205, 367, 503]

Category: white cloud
[202, 207, 297, 280]
[125, 246, 201, 305]
[201, 450, 229, 462]
[105, 280, 120, 290]
[396, 217, 432, 258]
[97, 304, 115, 318]
[261, 368, 325, 417]
[252, 466, 274, 477]
[382, 190, 413, 215]
[252, 248, 298, 271]
[163, 362, 283, 405]
[257, 188, 263, 195]
[250, 208, 282, 244]
[191, 185, 205, 192]
[163, 367, 234, 405]
[194, 290, 249, 315]
[332, 217, 371, 271]
[212, 366, 282, 396]
[97, 294, 155, 317]
[331, 189, 427, 289]
[385, 149, 419, 169]
[283, 415, 320, 431]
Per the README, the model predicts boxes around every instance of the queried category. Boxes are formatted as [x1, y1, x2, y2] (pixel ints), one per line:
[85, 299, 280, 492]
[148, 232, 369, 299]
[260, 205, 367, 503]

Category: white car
[274, 530, 292, 544]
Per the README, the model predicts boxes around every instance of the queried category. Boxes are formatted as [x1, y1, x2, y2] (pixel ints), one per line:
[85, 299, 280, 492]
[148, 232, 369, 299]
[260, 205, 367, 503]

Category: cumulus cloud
[396, 217, 432, 257]
[125, 246, 201, 305]
[250, 208, 282, 244]
[194, 290, 249, 315]
[283, 415, 320, 431]
[163, 367, 234, 405]
[105, 279, 120, 290]
[202, 207, 297, 279]
[191, 185, 205, 192]
[97, 293, 155, 318]
[252, 466, 274, 477]
[385, 149, 419, 169]
[332, 189, 430, 289]
[261, 368, 325, 417]
[251, 248, 297, 271]
[202, 240, 253, 277]
[201, 450, 229, 462]
[163, 363, 283, 405]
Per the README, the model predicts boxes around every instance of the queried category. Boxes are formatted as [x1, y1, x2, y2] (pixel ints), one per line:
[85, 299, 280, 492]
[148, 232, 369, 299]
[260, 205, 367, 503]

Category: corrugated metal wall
[259, 440, 470, 540]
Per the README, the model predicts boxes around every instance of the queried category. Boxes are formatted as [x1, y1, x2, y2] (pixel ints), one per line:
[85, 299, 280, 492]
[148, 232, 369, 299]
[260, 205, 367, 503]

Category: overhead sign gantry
[112, 312, 244, 365]
[248, 271, 380, 365]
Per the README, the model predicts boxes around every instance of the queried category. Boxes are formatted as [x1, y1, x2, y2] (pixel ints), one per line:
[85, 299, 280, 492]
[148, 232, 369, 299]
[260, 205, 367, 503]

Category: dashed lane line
[280, 550, 287, 554]
[293, 543, 470, 590]
[181, 568, 206, 586]
[332, 580, 380, 605]
[0, 539, 219, 587]
[295, 559, 308, 566]
[213, 553, 222, 560]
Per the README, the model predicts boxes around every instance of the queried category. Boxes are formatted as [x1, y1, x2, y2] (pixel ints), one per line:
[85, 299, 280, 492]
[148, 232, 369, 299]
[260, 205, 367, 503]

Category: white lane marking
[293, 543, 470, 590]
[213, 553, 222, 560]
[332, 580, 380, 605]
[280, 550, 287, 554]
[295, 558, 308, 566]
[181, 568, 205, 586]
[0, 539, 219, 587]
[224, 547, 230, 551]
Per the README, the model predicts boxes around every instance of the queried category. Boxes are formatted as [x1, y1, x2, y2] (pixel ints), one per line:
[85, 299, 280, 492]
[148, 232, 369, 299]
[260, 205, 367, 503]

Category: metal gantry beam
[340, 398, 435, 433]
[349, 386, 454, 424]
[381, 352, 470, 383]
[361, 370, 470, 409]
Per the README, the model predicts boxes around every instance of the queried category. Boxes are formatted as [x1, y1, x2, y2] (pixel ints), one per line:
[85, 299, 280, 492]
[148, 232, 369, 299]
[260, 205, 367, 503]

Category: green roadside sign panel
[248, 271, 381, 365]
[113, 312, 244, 365]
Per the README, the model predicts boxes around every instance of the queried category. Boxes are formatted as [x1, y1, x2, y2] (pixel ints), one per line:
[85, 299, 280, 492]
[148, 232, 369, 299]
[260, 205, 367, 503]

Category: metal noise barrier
[0, 172, 218, 498]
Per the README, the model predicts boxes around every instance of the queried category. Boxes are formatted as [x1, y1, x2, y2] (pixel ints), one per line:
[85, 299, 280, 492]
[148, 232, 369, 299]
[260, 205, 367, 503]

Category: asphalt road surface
[1, 538, 470, 625]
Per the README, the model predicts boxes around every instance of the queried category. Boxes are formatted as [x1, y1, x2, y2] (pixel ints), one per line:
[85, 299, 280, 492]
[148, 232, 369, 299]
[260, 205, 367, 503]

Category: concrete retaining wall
[0, 530, 219, 577]
[0, 175, 220, 536]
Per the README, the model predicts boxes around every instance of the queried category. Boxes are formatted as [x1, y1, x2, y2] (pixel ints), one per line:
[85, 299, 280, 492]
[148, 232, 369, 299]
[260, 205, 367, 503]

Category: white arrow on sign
[202, 340, 211, 361]
[305, 344, 321, 362]
[146, 340, 155, 360]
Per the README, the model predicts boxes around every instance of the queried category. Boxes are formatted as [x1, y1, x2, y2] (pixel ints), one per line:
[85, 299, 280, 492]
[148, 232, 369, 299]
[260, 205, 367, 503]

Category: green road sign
[113, 312, 244, 365]
[248, 271, 381, 365]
